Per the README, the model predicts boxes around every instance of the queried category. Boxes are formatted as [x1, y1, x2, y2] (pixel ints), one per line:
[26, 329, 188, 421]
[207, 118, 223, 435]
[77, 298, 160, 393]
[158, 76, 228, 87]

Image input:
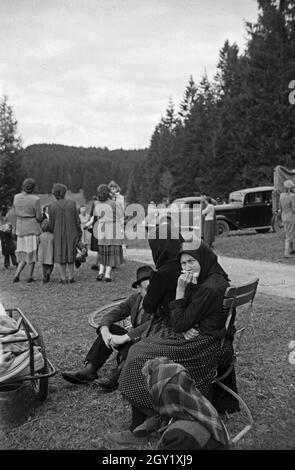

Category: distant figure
[79, 205, 91, 245]
[108, 180, 125, 212]
[85, 184, 123, 282]
[4, 205, 17, 230]
[41, 204, 49, 222]
[201, 197, 216, 248]
[48, 183, 82, 284]
[38, 219, 54, 283]
[12, 178, 43, 283]
[0, 223, 17, 269]
[279, 179, 295, 258]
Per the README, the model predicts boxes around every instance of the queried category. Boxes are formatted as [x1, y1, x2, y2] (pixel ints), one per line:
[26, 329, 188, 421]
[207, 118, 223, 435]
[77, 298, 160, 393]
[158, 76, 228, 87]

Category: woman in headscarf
[12, 178, 43, 283]
[48, 183, 81, 283]
[115, 237, 233, 445]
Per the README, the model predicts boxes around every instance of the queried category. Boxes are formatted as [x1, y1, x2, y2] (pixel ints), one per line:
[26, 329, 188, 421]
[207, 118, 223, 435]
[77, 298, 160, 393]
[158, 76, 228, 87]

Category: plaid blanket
[142, 356, 228, 446]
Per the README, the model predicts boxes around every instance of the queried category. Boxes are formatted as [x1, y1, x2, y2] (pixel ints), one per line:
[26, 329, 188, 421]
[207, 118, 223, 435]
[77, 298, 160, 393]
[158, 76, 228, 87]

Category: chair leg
[213, 378, 254, 444]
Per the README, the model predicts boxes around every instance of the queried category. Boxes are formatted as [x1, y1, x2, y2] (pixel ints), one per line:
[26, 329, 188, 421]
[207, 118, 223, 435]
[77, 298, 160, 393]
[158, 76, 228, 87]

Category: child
[79, 205, 91, 245]
[0, 223, 17, 269]
[75, 240, 88, 269]
[38, 219, 54, 283]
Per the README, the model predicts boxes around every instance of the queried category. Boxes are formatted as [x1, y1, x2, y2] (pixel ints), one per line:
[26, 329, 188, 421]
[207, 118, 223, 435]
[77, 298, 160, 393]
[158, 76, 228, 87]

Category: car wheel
[255, 228, 271, 234]
[217, 220, 229, 237]
[271, 213, 284, 232]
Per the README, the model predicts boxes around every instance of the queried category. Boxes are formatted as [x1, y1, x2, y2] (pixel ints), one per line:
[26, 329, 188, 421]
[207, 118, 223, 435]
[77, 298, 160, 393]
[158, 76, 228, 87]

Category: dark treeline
[8, 0, 295, 210]
[21, 144, 147, 201]
[127, 0, 295, 204]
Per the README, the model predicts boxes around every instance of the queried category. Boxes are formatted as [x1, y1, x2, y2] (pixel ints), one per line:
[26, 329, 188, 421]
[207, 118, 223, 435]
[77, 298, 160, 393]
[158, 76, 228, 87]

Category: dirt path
[126, 248, 295, 300]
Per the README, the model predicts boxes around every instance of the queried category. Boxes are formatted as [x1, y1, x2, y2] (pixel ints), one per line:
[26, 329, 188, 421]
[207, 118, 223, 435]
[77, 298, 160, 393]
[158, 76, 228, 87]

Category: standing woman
[91, 184, 123, 282]
[12, 178, 43, 283]
[279, 179, 295, 258]
[48, 183, 81, 283]
[201, 196, 216, 248]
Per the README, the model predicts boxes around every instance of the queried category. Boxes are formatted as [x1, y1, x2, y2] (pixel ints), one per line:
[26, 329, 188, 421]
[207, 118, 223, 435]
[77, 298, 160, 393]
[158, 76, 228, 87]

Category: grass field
[0, 248, 294, 450]
[127, 227, 295, 265]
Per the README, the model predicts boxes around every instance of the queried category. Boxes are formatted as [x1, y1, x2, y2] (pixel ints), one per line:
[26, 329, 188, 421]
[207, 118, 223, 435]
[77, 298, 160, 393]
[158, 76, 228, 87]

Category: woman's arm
[169, 286, 222, 333]
[34, 198, 43, 223]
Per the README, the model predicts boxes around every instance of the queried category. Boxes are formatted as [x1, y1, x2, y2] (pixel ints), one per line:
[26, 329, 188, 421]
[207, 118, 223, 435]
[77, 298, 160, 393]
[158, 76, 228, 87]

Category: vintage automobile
[142, 187, 282, 238]
[142, 196, 216, 238]
[215, 186, 282, 236]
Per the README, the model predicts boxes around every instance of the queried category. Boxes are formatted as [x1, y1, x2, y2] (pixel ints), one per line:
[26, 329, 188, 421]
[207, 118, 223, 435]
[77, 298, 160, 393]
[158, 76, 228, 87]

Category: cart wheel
[31, 325, 49, 401]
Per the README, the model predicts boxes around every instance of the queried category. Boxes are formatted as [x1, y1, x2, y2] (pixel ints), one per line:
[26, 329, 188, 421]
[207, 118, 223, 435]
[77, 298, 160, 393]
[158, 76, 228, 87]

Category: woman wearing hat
[279, 179, 295, 258]
[12, 178, 43, 282]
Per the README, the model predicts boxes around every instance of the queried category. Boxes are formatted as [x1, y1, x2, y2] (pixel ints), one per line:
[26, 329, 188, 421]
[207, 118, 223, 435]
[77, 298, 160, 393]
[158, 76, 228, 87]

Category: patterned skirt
[119, 326, 221, 409]
[97, 244, 123, 267]
[16, 235, 38, 264]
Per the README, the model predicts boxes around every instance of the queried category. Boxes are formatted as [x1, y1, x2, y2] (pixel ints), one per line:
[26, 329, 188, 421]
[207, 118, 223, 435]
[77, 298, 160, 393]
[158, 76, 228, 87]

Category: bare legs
[58, 262, 75, 283]
[13, 261, 35, 282]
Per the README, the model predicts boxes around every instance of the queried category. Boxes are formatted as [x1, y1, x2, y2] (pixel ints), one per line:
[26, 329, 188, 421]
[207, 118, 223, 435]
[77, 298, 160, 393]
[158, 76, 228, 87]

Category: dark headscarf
[178, 239, 230, 284]
[22, 178, 36, 194]
[149, 221, 184, 269]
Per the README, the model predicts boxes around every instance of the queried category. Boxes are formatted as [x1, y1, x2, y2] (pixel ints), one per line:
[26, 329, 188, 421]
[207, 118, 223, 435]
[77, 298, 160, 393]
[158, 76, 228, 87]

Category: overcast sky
[0, 0, 259, 150]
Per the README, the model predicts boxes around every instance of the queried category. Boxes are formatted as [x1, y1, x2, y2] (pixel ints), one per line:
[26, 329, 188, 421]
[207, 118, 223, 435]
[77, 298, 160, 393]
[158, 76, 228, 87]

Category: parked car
[142, 196, 217, 236]
[215, 186, 282, 237]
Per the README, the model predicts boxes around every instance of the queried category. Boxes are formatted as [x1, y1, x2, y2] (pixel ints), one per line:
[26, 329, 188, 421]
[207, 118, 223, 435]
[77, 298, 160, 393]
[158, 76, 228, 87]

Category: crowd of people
[0, 178, 125, 284]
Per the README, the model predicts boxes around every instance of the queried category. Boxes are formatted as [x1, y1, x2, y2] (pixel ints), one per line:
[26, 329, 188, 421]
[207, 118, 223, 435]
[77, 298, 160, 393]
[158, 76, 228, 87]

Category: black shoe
[27, 277, 35, 283]
[96, 273, 103, 281]
[104, 277, 112, 283]
[61, 371, 97, 385]
[13, 275, 20, 283]
[96, 369, 120, 391]
[69, 278, 76, 283]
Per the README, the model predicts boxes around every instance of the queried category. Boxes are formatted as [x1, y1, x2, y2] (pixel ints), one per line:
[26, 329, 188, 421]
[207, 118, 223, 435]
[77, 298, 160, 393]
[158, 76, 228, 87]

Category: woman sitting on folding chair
[114, 239, 238, 446]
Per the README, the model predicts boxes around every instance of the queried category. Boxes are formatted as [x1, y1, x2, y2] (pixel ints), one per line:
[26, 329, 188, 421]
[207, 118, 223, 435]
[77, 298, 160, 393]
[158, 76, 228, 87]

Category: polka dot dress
[119, 327, 221, 409]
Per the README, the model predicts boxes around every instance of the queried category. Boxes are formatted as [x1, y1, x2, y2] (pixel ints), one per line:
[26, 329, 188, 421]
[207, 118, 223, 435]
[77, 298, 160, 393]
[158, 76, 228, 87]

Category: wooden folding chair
[213, 278, 259, 445]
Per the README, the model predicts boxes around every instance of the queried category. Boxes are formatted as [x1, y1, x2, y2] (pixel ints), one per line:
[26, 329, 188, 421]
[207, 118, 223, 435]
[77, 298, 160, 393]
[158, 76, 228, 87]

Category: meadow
[0, 230, 294, 450]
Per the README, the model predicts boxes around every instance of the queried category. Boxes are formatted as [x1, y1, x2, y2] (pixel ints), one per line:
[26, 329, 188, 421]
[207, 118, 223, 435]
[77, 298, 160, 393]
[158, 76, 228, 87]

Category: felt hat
[132, 265, 154, 288]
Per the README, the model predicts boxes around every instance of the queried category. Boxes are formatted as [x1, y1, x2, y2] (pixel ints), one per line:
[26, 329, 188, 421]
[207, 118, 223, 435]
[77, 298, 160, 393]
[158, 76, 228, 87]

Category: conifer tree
[0, 95, 23, 216]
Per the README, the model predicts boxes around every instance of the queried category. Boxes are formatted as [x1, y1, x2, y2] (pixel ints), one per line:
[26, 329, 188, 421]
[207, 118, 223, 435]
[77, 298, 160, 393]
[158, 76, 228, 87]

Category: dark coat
[169, 273, 230, 338]
[48, 199, 81, 264]
[143, 261, 181, 324]
[0, 230, 16, 256]
[99, 293, 151, 342]
[143, 223, 182, 324]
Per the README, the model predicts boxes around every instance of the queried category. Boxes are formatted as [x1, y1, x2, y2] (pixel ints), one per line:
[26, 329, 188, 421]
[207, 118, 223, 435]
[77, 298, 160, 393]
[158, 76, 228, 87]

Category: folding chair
[213, 277, 259, 445]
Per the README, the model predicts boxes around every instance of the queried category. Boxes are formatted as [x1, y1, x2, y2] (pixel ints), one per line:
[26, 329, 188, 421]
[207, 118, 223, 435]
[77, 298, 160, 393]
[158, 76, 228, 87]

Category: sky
[0, 0, 260, 150]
